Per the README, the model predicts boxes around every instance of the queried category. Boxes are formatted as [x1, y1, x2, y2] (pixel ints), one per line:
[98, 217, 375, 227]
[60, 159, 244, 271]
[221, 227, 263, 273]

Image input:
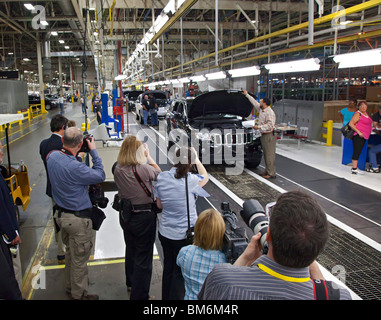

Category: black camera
[221, 199, 270, 263]
[221, 202, 249, 264]
[89, 184, 109, 208]
[79, 134, 93, 153]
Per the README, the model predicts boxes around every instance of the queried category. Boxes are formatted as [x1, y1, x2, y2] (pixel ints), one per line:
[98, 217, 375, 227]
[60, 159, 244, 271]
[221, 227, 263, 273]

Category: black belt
[55, 205, 91, 218]
[132, 203, 153, 211]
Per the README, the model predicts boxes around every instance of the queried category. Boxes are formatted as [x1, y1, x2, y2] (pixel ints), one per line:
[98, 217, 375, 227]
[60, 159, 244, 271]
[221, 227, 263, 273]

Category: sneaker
[366, 167, 380, 173]
[351, 168, 364, 175]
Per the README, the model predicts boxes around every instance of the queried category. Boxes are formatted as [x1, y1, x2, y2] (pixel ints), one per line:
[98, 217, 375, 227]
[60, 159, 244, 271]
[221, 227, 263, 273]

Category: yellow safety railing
[322, 120, 333, 146]
[0, 105, 42, 132]
[29, 104, 42, 118]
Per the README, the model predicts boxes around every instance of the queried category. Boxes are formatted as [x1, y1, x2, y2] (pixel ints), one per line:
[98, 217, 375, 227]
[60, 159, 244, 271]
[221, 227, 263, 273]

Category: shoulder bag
[341, 124, 355, 140]
[341, 112, 361, 140]
[132, 165, 162, 214]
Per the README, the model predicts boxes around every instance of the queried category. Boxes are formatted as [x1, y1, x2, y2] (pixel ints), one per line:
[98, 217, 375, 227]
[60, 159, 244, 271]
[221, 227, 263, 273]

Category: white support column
[37, 40, 47, 113]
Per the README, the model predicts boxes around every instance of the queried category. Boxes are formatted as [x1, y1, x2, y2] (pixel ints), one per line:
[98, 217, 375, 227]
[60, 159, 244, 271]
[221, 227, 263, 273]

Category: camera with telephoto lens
[89, 183, 109, 208]
[221, 202, 249, 264]
[221, 199, 270, 263]
[79, 134, 93, 153]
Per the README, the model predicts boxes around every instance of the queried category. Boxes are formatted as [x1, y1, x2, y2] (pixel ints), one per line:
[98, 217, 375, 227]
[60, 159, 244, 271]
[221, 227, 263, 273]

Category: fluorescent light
[59, 40, 65, 44]
[23, 58, 31, 61]
[205, 71, 226, 80]
[333, 49, 381, 69]
[115, 75, 127, 81]
[152, 14, 169, 33]
[64, 46, 70, 49]
[51, 31, 58, 36]
[265, 58, 320, 74]
[179, 77, 190, 83]
[40, 21, 49, 26]
[228, 66, 260, 78]
[163, 0, 176, 14]
[24, 3, 35, 10]
[8, 52, 14, 55]
[190, 75, 206, 82]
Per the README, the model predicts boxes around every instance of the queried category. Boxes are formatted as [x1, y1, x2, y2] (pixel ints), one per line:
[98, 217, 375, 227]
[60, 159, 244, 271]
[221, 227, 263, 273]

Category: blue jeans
[149, 110, 158, 126]
[368, 143, 381, 168]
[143, 109, 149, 125]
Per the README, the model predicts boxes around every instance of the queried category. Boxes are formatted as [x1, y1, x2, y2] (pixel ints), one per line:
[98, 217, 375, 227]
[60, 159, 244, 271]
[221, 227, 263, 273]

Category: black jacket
[39, 134, 63, 197]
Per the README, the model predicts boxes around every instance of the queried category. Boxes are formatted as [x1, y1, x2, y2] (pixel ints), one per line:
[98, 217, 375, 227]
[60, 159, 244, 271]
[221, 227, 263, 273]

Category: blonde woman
[113, 135, 161, 300]
[176, 208, 226, 300]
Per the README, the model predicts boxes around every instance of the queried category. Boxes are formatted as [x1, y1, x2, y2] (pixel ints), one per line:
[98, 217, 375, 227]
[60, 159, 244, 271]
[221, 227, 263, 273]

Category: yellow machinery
[0, 114, 32, 220]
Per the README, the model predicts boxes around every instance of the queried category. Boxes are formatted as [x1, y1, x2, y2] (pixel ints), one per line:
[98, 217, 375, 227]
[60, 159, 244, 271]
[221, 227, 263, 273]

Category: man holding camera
[40, 114, 69, 264]
[47, 127, 105, 300]
[198, 191, 352, 300]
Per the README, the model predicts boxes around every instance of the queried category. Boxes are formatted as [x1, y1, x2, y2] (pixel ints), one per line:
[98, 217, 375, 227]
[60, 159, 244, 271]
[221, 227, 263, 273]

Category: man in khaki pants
[242, 91, 277, 179]
[47, 127, 105, 300]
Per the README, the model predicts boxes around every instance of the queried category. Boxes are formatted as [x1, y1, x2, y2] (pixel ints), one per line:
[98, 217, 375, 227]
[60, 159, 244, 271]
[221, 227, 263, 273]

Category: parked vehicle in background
[165, 90, 263, 168]
[123, 90, 143, 112]
[28, 94, 59, 110]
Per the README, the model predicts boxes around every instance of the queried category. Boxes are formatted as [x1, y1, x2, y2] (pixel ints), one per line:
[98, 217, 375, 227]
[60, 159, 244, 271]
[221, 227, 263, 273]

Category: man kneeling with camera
[47, 127, 105, 300]
[198, 191, 352, 300]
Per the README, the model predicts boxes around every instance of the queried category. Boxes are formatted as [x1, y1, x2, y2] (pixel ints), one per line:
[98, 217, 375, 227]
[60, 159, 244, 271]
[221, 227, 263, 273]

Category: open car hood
[187, 90, 254, 119]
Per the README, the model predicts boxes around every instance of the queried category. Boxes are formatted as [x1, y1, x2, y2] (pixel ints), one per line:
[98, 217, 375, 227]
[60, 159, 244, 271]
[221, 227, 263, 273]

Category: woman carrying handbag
[113, 135, 161, 300]
[154, 147, 209, 300]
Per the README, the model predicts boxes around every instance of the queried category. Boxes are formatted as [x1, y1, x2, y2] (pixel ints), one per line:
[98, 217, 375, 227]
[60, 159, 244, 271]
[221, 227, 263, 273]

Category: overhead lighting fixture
[40, 21, 49, 26]
[265, 58, 321, 74]
[59, 40, 65, 44]
[333, 49, 381, 69]
[8, 52, 14, 55]
[190, 75, 206, 82]
[51, 31, 58, 36]
[179, 77, 190, 83]
[23, 58, 31, 61]
[64, 46, 70, 49]
[24, 3, 35, 10]
[115, 75, 127, 81]
[163, 0, 176, 14]
[205, 71, 226, 80]
[228, 66, 260, 78]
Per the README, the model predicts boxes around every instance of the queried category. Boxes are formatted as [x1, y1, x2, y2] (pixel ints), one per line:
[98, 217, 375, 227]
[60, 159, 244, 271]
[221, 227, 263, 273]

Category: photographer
[113, 135, 161, 300]
[176, 208, 226, 300]
[40, 114, 69, 264]
[47, 127, 105, 300]
[198, 191, 352, 300]
[154, 147, 209, 300]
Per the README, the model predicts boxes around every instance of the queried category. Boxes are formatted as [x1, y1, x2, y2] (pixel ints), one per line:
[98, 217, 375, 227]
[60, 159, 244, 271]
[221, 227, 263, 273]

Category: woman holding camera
[113, 135, 161, 300]
[176, 208, 226, 300]
[154, 147, 209, 300]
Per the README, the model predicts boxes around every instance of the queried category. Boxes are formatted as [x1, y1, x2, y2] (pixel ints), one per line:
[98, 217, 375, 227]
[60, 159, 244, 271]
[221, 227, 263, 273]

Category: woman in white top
[154, 147, 209, 300]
